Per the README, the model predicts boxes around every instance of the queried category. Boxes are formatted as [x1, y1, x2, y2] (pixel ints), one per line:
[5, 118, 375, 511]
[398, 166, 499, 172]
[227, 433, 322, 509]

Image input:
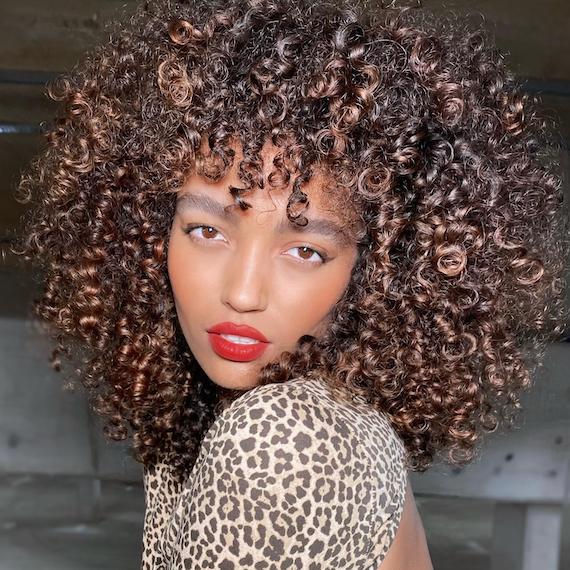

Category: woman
[12, 0, 569, 568]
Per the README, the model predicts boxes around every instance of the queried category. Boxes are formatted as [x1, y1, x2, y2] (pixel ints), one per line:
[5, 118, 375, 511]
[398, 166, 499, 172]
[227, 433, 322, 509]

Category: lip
[207, 322, 269, 343]
[207, 333, 269, 362]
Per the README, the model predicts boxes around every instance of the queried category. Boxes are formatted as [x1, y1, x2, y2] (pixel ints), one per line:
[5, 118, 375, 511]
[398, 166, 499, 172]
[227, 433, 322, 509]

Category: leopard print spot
[140, 376, 408, 569]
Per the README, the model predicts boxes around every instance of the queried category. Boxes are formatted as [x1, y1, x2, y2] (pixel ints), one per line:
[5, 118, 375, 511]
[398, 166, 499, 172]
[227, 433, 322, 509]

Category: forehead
[176, 190, 356, 248]
[179, 136, 357, 221]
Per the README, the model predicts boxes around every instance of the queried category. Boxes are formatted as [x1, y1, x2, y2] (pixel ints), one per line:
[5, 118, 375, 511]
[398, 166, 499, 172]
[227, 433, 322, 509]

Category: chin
[206, 371, 261, 392]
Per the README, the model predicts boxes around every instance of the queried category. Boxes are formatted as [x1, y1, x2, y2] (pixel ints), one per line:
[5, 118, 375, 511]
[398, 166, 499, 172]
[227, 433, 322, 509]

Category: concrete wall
[1, 0, 569, 491]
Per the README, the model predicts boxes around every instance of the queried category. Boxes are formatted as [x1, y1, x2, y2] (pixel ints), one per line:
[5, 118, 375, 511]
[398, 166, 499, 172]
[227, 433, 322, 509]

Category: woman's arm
[377, 479, 434, 570]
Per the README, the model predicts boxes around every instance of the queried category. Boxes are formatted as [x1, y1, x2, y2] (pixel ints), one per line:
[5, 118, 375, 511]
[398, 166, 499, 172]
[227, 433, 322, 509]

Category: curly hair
[11, 0, 570, 483]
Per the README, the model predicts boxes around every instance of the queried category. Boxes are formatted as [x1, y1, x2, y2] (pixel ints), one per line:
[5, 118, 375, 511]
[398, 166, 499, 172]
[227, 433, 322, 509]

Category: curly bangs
[12, 0, 570, 479]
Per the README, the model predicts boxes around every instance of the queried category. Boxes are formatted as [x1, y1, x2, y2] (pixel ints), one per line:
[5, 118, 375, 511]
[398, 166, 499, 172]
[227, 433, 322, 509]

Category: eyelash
[182, 224, 330, 266]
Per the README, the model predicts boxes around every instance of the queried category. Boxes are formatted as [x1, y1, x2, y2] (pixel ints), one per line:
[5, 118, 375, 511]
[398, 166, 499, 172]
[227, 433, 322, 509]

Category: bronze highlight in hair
[11, 0, 570, 483]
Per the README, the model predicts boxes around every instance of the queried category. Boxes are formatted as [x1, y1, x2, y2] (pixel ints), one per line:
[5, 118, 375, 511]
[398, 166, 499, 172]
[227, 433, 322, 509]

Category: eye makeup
[181, 222, 332, 266]
[176, 192, 353, 249]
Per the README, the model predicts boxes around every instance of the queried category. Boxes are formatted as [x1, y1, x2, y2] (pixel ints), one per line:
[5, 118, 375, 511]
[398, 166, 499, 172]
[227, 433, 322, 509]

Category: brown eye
[298, 246, 315, 260]
[183, 224, 225, 243]
[201, 226, 218, 238]
[287, 245, 328, 265]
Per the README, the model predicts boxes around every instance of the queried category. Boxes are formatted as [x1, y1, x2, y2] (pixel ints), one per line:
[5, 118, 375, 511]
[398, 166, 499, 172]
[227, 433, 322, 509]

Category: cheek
[167, 231, 185, 301]
[275, 261, 354, 332]
[167, 229, 211, 319]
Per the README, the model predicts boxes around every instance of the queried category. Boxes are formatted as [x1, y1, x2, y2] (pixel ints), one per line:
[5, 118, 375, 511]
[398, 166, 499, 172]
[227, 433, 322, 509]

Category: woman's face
[167, 141, 359, 390]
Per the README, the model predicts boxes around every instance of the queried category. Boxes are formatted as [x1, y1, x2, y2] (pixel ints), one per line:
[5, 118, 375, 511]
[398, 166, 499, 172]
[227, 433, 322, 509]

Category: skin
[167, 138, 359, 391]
[378, 478, 434, 569]
[167, 138, 433, 567]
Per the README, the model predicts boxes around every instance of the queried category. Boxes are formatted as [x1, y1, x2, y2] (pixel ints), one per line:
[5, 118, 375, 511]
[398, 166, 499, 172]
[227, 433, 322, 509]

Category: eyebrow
[176, 192, 353, 247]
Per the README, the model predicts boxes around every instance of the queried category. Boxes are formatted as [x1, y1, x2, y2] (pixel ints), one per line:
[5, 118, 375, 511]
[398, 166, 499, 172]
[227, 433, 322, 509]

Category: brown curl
[11, 0, 570, 482]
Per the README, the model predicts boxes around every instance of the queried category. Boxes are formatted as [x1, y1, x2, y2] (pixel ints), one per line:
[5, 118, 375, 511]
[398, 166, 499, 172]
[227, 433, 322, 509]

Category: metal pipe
[0, 122, 42, 134]
[1, 68, 570, 98]
[0, 69, 59, 85]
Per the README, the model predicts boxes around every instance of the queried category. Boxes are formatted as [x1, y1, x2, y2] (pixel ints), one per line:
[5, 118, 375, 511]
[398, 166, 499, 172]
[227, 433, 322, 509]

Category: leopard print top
[141, 376, 409, 569]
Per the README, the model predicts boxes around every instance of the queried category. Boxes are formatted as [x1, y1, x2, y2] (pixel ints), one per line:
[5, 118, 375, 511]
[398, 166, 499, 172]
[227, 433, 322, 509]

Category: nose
[221, 245, 269, 313]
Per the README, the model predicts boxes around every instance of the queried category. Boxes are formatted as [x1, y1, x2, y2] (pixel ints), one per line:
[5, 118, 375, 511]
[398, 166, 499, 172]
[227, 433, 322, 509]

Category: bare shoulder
[377, 478, 434, 570]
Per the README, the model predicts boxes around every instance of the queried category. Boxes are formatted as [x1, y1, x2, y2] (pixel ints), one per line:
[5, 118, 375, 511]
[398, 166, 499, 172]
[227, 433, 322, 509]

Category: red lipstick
[206, 322, 270, 362]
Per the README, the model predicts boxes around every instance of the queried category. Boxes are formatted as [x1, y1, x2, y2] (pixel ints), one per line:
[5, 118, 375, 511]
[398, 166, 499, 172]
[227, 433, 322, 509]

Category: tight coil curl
[12, 0, 570, 483]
